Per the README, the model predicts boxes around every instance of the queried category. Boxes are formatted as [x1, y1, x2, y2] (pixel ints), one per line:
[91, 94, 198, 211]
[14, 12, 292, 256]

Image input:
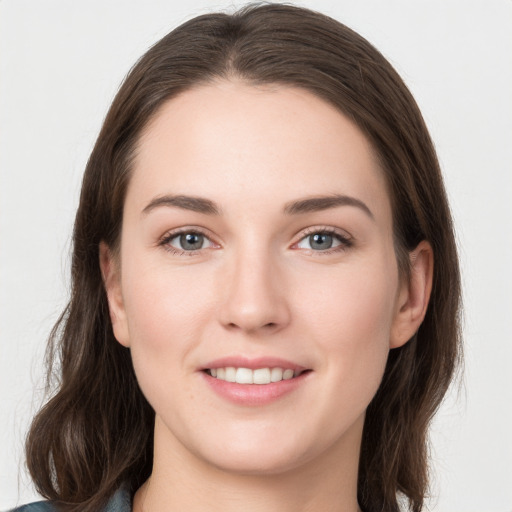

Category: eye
[160, 229, 215, 254]
[295, 229, 352, 253]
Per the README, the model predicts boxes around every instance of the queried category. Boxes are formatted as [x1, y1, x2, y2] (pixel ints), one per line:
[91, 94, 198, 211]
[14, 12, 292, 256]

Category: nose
[218, 248, 291, 335]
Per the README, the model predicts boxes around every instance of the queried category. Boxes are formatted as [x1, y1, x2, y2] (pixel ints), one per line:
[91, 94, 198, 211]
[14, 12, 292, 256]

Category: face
[103, 81, 421, 476]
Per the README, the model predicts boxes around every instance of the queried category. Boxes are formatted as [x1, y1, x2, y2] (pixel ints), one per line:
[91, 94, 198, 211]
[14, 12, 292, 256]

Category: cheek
[119, 266, 213, 419]
[300, 260, 398, 391]
[122, 250, 213, 336]
[302, 256, 397, 334]
[119, 258, 216, 383]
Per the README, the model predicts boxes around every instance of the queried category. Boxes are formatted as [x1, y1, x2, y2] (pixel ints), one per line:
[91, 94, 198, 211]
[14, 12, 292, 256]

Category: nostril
[226, 321, 277, 330]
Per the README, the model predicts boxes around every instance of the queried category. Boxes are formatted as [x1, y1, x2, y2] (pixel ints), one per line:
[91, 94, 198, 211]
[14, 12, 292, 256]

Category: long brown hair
[26, 4, 462, 511]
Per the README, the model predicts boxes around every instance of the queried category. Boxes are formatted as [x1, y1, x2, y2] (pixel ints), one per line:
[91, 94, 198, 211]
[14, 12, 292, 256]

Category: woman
[13, 3, 461, 512]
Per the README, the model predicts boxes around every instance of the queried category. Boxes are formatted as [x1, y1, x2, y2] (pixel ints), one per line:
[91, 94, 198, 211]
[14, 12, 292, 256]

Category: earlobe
[99, 241, 130, 347]
[390, 240, 434, 349]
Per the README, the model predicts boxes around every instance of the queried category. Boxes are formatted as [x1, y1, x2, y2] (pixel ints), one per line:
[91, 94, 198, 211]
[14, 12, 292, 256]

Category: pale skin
[100, 80, 433, 512]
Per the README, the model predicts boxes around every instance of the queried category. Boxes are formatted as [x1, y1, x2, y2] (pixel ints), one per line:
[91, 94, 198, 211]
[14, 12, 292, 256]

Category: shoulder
[8, 486, 132, 512]
[8, 503, 58, 512]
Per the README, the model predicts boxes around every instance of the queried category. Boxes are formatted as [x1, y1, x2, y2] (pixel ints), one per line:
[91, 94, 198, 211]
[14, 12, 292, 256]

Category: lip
[200, 356, 311, 406]
[201, 356, 306, 373]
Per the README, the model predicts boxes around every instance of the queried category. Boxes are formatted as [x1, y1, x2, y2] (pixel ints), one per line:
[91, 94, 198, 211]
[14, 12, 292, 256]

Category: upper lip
[201, 356, 308, 373]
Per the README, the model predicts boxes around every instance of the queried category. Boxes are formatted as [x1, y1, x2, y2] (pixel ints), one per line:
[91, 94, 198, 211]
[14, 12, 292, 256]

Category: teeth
[225, 367, 236, 382]
[283, 369, 294, 380]
[270, 367, 283, 382]
[253, 368, 270, 384]
[236, 367, 253, 384]
[208, 367, 300, 384]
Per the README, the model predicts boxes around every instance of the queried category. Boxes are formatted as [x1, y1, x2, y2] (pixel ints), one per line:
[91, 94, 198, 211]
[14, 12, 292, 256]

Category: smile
[202, 359, 311, 406]
[206, 367, 301, 384]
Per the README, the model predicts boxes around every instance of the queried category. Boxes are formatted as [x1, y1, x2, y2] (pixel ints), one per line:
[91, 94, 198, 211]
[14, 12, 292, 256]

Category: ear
[390, 240, 434, 349]
[99, 241, 130, 347]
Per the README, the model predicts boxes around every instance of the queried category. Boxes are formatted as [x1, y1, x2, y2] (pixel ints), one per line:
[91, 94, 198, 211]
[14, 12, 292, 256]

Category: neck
[133, 415, 364, 512]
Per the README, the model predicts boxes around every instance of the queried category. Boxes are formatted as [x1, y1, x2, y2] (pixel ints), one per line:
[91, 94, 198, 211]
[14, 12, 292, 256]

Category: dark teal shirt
[8, 486, 131, 512]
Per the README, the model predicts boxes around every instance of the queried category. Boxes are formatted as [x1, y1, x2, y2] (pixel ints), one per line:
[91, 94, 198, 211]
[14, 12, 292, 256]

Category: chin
[190, 425, 326, 477]
[204, 447, 309, 476]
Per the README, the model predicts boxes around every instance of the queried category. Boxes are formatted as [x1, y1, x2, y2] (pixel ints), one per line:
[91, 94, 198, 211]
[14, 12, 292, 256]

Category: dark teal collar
[9, 486, 131, 512]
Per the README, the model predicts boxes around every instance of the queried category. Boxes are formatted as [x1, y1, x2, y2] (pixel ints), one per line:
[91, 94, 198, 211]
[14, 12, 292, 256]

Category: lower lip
[202, 371, 310, 406]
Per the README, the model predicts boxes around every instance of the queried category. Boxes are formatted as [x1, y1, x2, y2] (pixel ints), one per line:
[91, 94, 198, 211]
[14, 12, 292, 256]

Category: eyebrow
[142, 194, 221, 216]
[142, 193, 373, 219]
[283, 194, 374, 219]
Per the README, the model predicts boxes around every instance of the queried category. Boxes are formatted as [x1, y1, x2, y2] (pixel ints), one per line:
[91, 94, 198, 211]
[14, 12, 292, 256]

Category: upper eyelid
[159, 226, 215, 243]
[294, 225, 352, 242]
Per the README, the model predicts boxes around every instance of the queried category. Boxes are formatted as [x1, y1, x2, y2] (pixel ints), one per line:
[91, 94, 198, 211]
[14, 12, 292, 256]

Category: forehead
[129, 80, 391, 221]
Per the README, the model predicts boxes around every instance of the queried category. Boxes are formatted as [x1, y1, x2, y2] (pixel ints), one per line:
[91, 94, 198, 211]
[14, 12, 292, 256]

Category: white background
[1, 1, 511, 510]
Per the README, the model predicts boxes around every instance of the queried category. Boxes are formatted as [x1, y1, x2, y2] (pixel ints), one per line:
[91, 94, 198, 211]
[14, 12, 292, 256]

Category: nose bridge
[219, 239, 290, 333]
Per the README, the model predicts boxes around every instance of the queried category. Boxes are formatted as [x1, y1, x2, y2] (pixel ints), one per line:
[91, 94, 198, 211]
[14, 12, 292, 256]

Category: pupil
[180, 233, 203, 250]
[310, 233, 332, 250]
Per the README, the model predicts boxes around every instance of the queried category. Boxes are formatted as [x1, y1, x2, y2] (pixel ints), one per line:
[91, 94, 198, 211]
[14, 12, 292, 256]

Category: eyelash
[158, 226, 353, 257]
[296, 226, 353, 256]
[158, 227, 214, 256]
